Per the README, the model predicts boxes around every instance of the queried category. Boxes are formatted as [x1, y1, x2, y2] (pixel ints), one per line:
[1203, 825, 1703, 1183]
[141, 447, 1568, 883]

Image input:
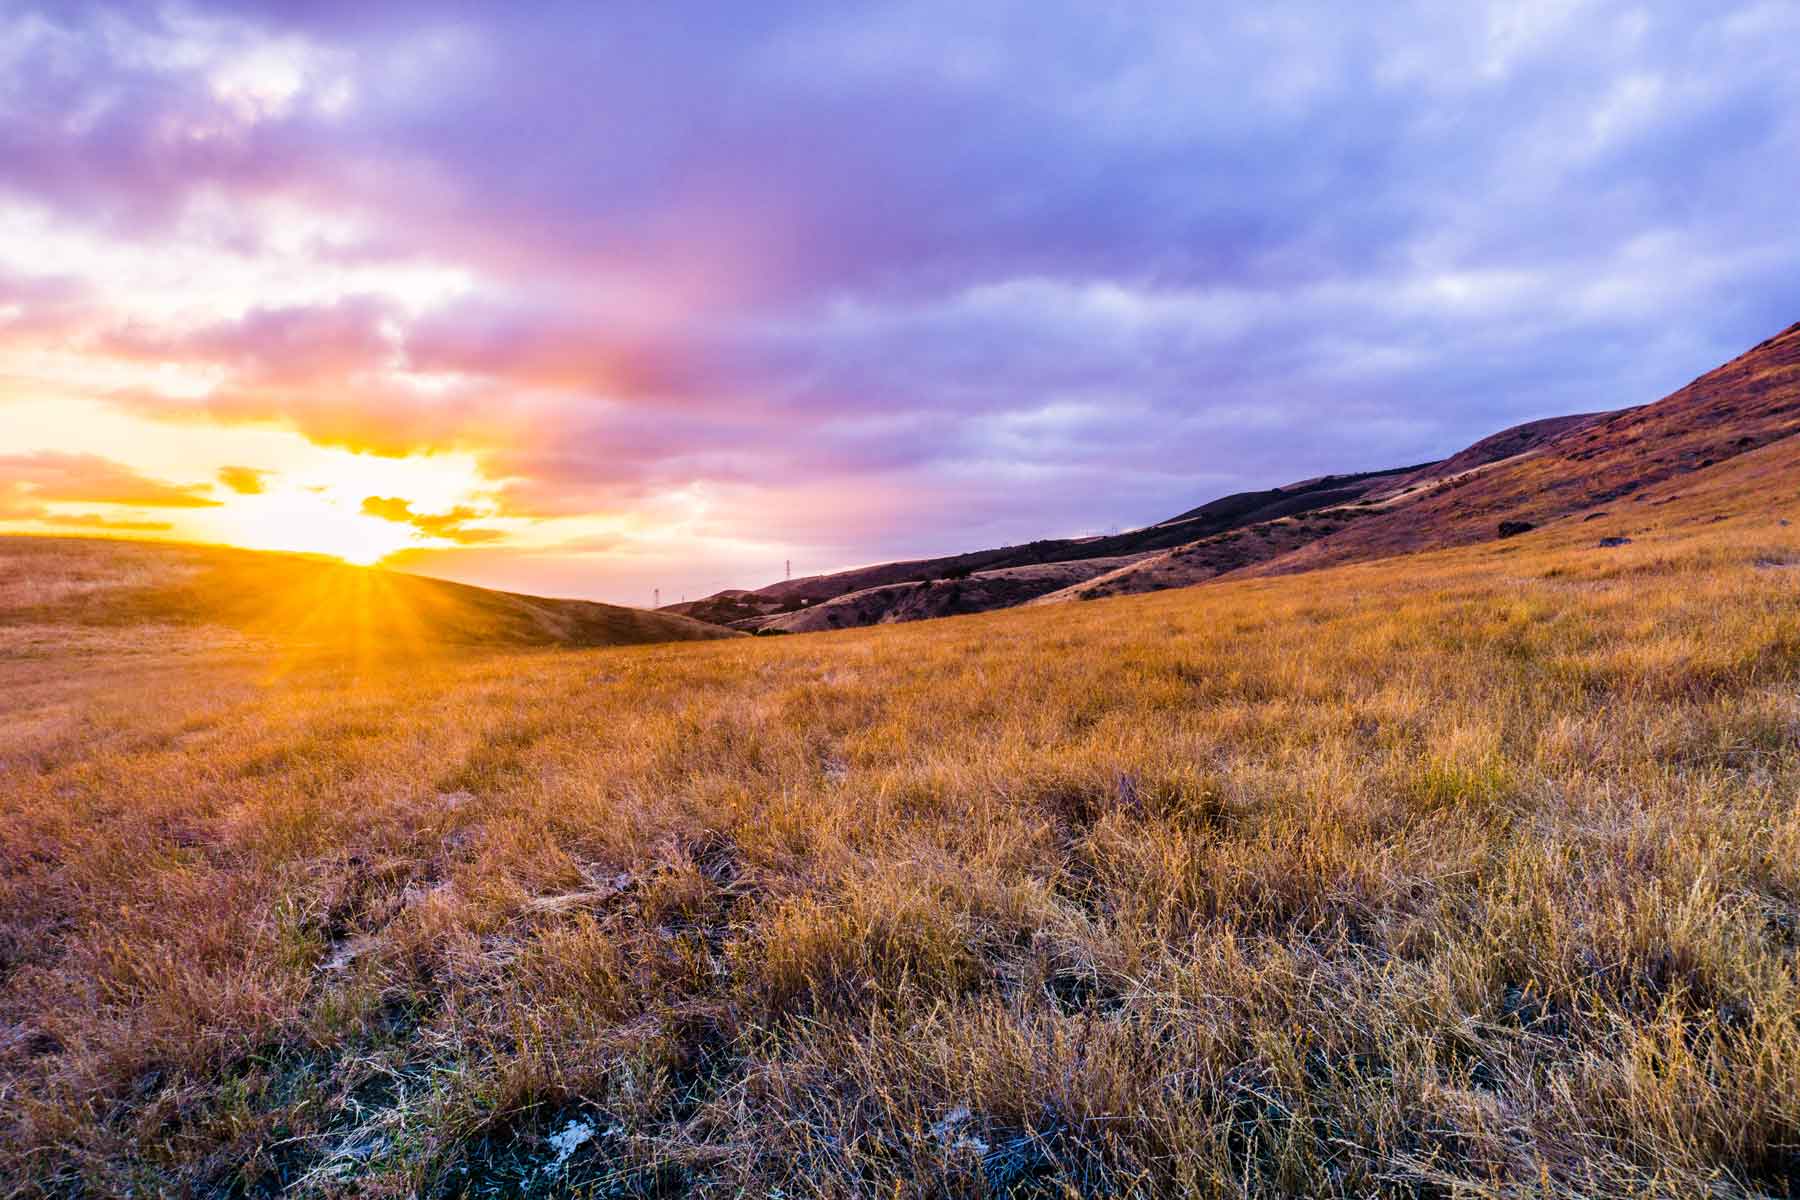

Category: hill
[665, 465, 1430, 630]
[679, 322, 1799, 626]
[1234, 320, 1800, 580]
[0, 536, 740, 660]
[669, 420, 1616, 631]
[2, 450, 1796, 1196]
[1030, 412, 1620, 605]
[1376, 411, 1608, 496]
[751, 556, 1145, 633]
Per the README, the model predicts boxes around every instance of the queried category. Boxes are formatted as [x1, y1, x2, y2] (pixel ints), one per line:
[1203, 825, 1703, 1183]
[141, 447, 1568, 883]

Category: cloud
[217, 464, 270, 493]
[1, 1, 1798, 601]
[39, 511, 175, 532]
[359, 494, 503, 544]
[0, 452, 221, 507]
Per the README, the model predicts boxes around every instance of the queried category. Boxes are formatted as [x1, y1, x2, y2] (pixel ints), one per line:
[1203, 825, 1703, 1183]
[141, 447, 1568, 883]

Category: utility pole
[785, 559, 791, 581]
[653, 588, 660, 608]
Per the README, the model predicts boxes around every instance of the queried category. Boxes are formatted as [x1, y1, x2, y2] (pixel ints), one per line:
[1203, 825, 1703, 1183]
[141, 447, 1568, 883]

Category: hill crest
[0, 536, 741, 658]
[669, 320, 1799, 630]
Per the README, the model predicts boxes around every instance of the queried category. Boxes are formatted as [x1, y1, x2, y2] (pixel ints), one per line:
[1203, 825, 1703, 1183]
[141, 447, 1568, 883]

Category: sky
[1, 1, 1796, 604]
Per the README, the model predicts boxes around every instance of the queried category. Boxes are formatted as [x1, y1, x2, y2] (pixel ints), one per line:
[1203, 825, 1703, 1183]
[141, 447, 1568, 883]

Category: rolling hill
[1029, 411, 1622, 605]
[1235, 320, 1800, 580]
[0, 536, 741, 659]
[3, 428, 1796, 1196]
[663, 464, 1431, 629]
[3, 323, 1797, 1198]
[749, 556, 1145, 634]
[673, 322, 1800, 627]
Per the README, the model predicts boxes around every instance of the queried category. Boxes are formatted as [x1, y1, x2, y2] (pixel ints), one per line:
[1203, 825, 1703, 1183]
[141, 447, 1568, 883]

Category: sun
[336, 538, 394, 567]
[178, 446, 497, 565]
[214, 490, 421, 564]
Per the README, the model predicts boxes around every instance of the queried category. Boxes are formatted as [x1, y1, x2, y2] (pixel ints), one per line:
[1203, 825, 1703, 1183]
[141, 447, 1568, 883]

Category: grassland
[0, 537, 737, 664]
[2, 461, 1798, 1197]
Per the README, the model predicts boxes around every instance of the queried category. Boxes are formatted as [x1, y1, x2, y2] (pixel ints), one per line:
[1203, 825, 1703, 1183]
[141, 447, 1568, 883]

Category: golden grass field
[2, 445, 1798, 1196]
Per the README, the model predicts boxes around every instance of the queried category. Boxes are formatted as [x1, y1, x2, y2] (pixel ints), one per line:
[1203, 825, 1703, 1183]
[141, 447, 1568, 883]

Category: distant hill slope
[1157, 464, 1423, 527]
[1032, 412, 1618, 605]
[667, 464, 1429, 630]
[1373, 412, 1610, 500]
[0, 537, 741, 657]
[668, 410, 1629, 630]
[1029, 510, 1369, 605]
[753, 556, 1145, 633]
[1237, 320, 1800, 581]
[673, 320, 1797, 631]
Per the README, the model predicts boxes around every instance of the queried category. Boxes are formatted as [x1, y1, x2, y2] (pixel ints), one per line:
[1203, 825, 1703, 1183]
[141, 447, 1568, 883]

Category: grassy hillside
[668, 465, 1431, 626]
[2, 460, 1797, 1196]
[1032, 327, 1798, 609]
[675, 321, 1798, 633]
[0, 536, 739, 661]
[1247, 320, 1800, 580]
[753, 556, 1147, 634]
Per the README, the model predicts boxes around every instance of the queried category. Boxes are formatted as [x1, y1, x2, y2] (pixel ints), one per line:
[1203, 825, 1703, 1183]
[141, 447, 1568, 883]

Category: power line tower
[653, 588, 660, 609]
[785, 559, 791, 581]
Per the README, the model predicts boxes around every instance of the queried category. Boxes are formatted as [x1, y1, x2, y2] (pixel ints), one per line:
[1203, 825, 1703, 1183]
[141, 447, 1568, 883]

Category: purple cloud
[2, 1, 1797, 598]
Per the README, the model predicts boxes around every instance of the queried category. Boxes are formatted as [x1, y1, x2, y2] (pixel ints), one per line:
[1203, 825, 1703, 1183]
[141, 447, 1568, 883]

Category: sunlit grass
[1, 497, 1797, 1196]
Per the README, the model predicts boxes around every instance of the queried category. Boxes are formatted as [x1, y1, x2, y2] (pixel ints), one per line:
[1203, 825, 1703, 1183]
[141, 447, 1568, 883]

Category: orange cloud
[359, 495, 504, 544]
[40, 512, 175, 533]
[0, 452, 221, 508]
[218, 465, 271, 494]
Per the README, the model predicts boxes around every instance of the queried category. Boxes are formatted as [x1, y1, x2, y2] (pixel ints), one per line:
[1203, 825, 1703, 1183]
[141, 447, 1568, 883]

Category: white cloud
[0, 195, 470, 330]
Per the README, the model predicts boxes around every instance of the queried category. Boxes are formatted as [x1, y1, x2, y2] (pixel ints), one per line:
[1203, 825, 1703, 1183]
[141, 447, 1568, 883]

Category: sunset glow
[2, 3, 1796, 603]
[5, 6, 1800, 1192]
[202, 482, 452, 567]
[195, 449, 500, 565]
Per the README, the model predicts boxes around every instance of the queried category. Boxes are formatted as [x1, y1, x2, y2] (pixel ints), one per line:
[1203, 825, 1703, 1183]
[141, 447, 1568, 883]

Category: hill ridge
[670, 319, 1799, 630]
[0, 535, 741, 657]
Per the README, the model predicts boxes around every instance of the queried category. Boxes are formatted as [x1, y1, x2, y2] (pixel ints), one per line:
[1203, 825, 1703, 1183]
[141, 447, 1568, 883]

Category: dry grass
[2, 492, 1798, 1197]
[0, 537, 737, 661]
